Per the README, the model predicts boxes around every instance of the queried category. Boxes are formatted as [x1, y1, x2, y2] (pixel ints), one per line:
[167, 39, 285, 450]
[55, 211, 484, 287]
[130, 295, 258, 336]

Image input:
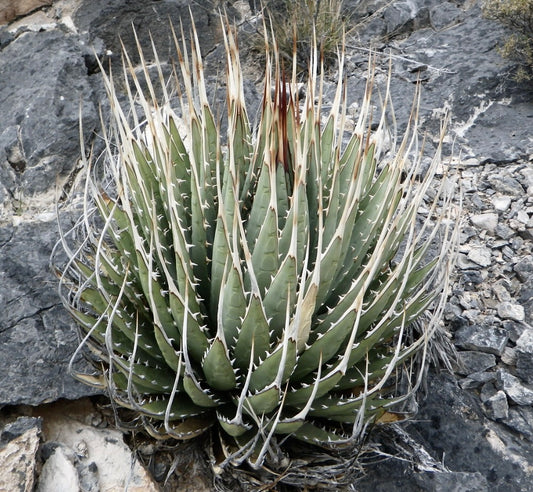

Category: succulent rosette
[54, 19, 458, 475]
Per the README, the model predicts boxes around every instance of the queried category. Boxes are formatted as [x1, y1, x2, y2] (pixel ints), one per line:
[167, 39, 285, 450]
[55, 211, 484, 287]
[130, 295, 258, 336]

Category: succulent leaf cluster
[54, 20, 458, 469]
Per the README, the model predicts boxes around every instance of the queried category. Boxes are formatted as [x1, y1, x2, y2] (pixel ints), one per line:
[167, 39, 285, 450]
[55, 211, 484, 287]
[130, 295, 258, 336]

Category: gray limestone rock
[0, 29, 97, 198]
[382, 0, 431, 37]
[0, 416, 41, 444]
[503, 406, 533, 442]
[497, 301, 526, 322]
[428, 2, 463, 30]
[42, 415, 159, 492]
[415, 471, 489, 492]
[455, 350, 496, 376]
[454, 325, 509, 356]
[495, 222, 515, 240]
[37, 445, 80, 492]
[0, 22, 101, 406]
[492, 195, 512, 212]
[72, 0, 223, 73]
[470, 212, 498, 233]
[466, 245, 492, 267]
[482, 390, 509, 421]
[515, 329, 533, 385]
[0, 218, 100, 406]
[460, 371, 497, 390]
[363, 373, 533, 492]
[0, 417, 41, 492]
[514, 255, 533, 283]
[488, 174, 525, 196]
[496, 370, 533, 406]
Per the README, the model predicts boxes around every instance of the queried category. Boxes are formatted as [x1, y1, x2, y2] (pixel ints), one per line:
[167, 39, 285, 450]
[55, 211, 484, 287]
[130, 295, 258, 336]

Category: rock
[465, 102, 533, 164]
[404, 373, 533, 491]
[470, 212, 498, 233]
[78, 460, 99, 492]
[503, 407, 533, 442]
[516, 210, 530, 224]
[456, 252, 478, 270]
[43, 416, 158, 492]
[515, 329, 533, 385]
[496, 370, 533, 406]
[0, 416, 41, 443]
[492, 195, 512, 212]
[461, 269, 486, 288]
[500, 346, 517, 366]
[0, 29, 97, 200]
[503, 320, 527, 343]
[487, 174, 525, 196]
[482, 390, 508, 421]
[497, 301, 525, 322]
[428, 2, 463, 30]
[492, 281, 512, 302]
[460, 371, 496, 390]
[454, 325, 509, 356]
[381, 0, 430, 37]
[0, 22, 100, 406]
[0, 0, 52, 25]
[466, 245, 492, 267]
[37, 446, 80, 492]
[480, 381, 498, 402]
[415, 471, 489, 491]
[520, 285, 533, 324]
[0, 417, 41, 492]
[0, 219, 100, 406]
[72, 0, 223, 73]
[495, 223, 515, 240]
[514, 255, 533, 283]
[455, 351, 496, 376]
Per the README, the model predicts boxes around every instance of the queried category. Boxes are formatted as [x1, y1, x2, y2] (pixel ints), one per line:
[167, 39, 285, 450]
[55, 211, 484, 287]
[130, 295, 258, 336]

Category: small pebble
[497, 302, 525, 322]
[470, 213, 498, 232]
[467, 246, 492, 267]
[492, 195, 512, 212]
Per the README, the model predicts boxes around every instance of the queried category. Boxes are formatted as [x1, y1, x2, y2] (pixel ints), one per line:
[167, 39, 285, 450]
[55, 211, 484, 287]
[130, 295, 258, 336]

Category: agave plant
[54, 18, 457, 476]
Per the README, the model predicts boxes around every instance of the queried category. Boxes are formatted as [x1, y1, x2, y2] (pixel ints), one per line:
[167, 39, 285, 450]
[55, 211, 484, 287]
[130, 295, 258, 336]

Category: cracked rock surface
[0, 0, 532, 490]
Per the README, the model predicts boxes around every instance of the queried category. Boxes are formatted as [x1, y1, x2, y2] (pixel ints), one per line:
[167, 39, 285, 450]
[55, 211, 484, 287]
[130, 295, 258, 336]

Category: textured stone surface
[42, 420, 159, 492]
[72, 0, 223, 72]
[35, 400, 159, 492]
[466, 245, 493, 267]
[0, 417, 41, 492]
[471, 212, 498, 233]
[514, 255, 533, 282]
[37, 446, 80, 492]
[455, 350, 496, 376]
[0, 29, 97, 201]
[0, 218, 100, 406]
[0, 0, 52, 25]
[0, 14, 101, 404]
[483, 390, 509, 421]
[503, 407, 533, 442]
[454, 325, 509, 356]
[498, 301, 526, 322]
[497, 370, 533, 406]
[515, 329, 533, 385]
[359, 373, 533, 491]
